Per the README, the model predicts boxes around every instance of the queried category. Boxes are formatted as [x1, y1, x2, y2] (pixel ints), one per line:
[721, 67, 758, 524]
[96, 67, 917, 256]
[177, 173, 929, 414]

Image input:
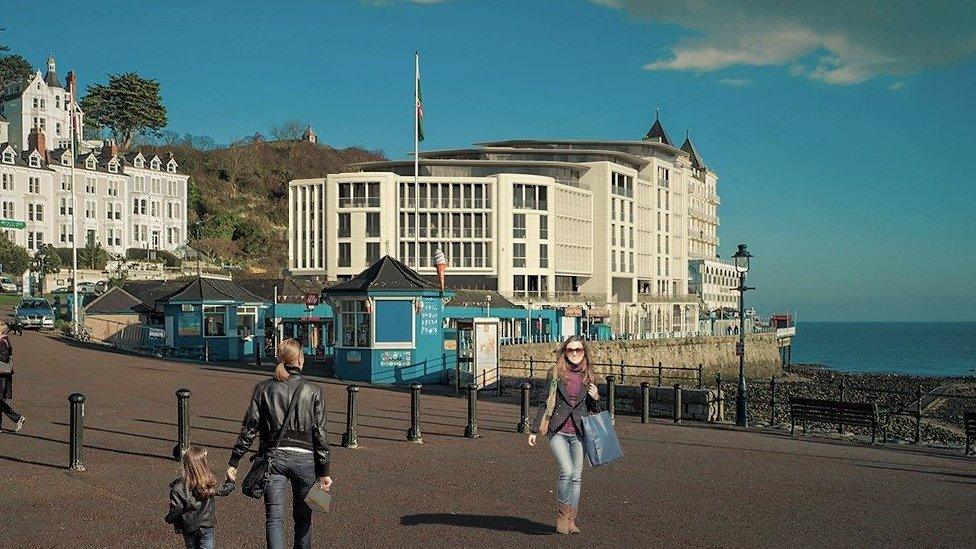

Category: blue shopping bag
[581, 411, 623, 466]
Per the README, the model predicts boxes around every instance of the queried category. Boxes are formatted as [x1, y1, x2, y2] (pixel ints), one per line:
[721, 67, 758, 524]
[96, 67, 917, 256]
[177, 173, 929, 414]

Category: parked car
[15, 297, 56, 329]
[51, 286, 72, 294]
[0, 276, 17, 293]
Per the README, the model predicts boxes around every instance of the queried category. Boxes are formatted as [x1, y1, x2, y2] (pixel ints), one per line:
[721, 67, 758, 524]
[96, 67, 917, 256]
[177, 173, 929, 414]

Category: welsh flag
[416, 72, 425, 142]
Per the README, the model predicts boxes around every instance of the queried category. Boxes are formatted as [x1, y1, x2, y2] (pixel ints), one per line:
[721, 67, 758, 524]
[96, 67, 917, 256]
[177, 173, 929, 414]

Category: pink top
[559, 365, 584, 434]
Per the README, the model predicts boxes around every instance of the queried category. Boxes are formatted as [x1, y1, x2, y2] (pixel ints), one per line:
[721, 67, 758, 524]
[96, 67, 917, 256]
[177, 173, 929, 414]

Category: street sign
[0, 220, 26, 229]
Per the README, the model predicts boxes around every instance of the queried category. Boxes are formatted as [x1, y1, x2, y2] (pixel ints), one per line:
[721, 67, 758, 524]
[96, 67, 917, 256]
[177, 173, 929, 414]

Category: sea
[791, 322, 976, 377]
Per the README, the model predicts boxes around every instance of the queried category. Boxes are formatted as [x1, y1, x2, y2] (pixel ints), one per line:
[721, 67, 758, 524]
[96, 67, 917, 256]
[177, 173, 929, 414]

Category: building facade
[288, 115, 727, 334]
[0, 56, 81, 152]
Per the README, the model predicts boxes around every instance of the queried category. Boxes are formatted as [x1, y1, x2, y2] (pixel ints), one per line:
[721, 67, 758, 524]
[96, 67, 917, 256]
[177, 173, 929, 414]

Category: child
[165, 446, 235, 549]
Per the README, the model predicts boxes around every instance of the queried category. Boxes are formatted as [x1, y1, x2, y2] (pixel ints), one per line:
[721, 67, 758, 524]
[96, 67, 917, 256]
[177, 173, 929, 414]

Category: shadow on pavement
[0, 453, 63, 470]
[400, 513, 552, 535]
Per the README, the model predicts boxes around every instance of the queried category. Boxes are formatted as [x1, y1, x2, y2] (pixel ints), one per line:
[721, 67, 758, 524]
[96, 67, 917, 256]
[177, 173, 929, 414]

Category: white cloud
[595, 0, 976, 84]
[888, 81, 906, 91]
[718, 78, 752, 87]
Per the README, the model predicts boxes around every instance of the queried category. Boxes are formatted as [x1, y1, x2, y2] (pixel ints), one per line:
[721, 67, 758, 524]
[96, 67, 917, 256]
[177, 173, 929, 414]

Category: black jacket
[164, 478, 235, 533]
[530, 371, 601, 436]
[229, 371, 330, 477]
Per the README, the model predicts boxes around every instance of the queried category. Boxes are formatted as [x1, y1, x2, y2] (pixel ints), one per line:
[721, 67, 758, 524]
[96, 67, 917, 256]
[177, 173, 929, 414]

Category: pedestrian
[227, 338, 331, 549]
[0, 321, 25, 433]
[527, 335, 601, 535]
[165, 446, 236, 549]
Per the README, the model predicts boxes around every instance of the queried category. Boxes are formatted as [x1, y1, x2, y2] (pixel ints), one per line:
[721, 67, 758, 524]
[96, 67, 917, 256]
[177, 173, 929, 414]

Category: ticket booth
[323, 256, 454, 385]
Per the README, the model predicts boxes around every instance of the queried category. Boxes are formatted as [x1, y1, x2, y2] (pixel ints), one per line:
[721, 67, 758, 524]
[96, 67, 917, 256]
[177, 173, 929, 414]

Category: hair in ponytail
[274, 338, 303, 381]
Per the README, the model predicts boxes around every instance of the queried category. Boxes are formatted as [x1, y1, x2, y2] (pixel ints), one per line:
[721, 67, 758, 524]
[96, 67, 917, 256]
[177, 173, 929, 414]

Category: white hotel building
[289, 115, 732, 334]
[0, 56, 189, 256]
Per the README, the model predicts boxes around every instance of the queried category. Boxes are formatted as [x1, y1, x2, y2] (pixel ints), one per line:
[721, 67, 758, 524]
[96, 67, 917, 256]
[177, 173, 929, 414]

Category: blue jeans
[182, 527, 214, 549]
[264, 450, 316, 549]
[548, 432, 584, 507]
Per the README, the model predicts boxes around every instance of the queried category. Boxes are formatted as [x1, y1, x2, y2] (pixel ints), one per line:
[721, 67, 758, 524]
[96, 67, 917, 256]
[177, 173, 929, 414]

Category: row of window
[339, 182, 381, 208]
[512, 243, 548, 268]
[611, 172, 634, 198]
[513, 184, 548, 211]
[399, 182, 492, 211]
[512, 214, 548, 240]
[398, 211, 493, 240]
[611, 198, 635, 224]
[392, 241, 494, 269]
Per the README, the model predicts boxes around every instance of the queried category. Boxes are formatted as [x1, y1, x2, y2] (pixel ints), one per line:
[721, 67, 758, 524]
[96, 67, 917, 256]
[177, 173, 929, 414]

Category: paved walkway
[1, 329, 975, 548]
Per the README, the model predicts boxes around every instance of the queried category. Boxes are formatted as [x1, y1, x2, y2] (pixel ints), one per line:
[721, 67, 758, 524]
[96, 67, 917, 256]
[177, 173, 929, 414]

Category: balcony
[509, 292, 607, 305]
[636, 293, 701, 304]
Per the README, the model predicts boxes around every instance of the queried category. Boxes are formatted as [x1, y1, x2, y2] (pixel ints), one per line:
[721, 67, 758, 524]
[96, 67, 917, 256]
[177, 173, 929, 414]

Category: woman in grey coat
[527, 335, 600, 534]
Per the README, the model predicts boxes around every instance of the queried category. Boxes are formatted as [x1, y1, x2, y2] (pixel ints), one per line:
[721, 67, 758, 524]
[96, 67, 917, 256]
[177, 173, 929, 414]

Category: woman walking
[527, 335, 601, 534]
[227, 339, 331, 549]
[0, 321, 25, 433]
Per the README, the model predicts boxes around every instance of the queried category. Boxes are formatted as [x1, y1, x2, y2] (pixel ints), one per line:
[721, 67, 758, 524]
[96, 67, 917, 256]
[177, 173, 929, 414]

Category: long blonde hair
[274, 338, 303, 382]
[552, 336, 594, 386]
[182, 446, 217, 500]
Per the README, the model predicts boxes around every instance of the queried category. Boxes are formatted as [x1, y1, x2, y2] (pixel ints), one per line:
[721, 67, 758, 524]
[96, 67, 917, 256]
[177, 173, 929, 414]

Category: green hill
[139, 140, 384, 276]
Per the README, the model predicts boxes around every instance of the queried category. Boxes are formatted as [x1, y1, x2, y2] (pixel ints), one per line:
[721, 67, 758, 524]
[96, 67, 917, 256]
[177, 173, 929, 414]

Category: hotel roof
[347, 157, 592, 174]
[418, 146, 651, 169]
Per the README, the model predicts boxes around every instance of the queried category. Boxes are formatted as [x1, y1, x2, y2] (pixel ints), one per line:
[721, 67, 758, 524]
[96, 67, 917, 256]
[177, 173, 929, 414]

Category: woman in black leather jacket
[227, 339, 331, 549]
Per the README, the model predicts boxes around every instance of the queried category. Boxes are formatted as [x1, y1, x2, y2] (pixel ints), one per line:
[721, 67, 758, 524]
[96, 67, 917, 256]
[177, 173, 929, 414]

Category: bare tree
[269, 119, 308, 141]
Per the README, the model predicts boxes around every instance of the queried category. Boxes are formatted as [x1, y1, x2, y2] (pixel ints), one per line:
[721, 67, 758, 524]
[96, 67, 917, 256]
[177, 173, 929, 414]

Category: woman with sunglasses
[528, 335, 601, 534]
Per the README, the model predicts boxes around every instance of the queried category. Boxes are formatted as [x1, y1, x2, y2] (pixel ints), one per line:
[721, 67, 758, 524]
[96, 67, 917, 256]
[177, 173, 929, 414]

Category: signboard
[419, 301, 440, 335]
[148, 328, 166, 339]
[305, 293, 319, 309]
[587, 308, 611, 318]
[381, 350, 412, 368]
[181, 304, 194, 312]
[347, 351, 362, 364]
[374, 300, 413, 344]
[0, 220, 25, 229]
[561, 306, 583, 318]
[443, 339, 457, 351]
[178, 308, 201, 337]
[314, 344, 326, 363]
[472, 318, 499, 389]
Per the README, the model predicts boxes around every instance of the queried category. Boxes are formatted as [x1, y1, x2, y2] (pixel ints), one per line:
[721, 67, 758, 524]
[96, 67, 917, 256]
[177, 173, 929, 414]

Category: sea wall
[498, 333, 782, 383]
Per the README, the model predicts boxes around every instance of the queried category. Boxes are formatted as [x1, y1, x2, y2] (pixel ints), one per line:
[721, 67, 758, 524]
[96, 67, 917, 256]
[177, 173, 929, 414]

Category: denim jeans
[182, 527, 214, 549]
[549, 432, 584, 507]
[0, 400, 21, 424]
[264, 450, 316, 549]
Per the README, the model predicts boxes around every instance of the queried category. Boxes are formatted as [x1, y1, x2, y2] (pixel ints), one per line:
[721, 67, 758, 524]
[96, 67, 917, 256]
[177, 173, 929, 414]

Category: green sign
[0, 220, 25, 229]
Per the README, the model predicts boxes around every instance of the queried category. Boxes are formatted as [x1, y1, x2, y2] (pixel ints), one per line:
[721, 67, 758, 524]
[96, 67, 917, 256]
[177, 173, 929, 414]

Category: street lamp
[731, 244, 754, 427]
[526, 298, 533, 344]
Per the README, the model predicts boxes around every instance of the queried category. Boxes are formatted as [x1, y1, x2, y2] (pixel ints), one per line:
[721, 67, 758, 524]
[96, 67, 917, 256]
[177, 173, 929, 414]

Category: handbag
[536, 376, 559, 435]
[304, 481, 332, 513]
[242, 380, 307, 499]
[0, 339, 11, 375]
[581, 410, 623, 467]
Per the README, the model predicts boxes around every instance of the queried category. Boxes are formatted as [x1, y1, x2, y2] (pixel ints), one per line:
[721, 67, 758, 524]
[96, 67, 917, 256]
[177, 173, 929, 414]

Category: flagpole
[69, 77, 79, 336]
[413, 51, 420, 269]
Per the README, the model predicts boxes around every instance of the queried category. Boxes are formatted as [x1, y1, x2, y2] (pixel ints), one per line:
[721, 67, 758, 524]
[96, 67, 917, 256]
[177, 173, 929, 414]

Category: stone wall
[499, 333, 782, 384]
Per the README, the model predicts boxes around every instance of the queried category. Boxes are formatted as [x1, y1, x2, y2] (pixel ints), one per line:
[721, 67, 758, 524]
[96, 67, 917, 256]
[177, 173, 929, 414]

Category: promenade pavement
[1, 329, 975, 548]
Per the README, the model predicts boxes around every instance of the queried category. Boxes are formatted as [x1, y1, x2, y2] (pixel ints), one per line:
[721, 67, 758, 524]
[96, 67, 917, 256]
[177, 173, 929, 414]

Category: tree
[31, 245, 63, 294]
[81, 72, 168, 151]
[0, 54, 32, 87]
[78, 235, 108, 270]
[269, 119, 308, 141]
[0, 234, 31, 277]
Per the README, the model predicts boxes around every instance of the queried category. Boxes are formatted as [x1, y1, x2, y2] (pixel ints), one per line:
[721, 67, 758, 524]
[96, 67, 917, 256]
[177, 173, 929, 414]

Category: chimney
[28, 127, 46, 155]
[101, 139, 118, 161]
[66, 70, 77, 102]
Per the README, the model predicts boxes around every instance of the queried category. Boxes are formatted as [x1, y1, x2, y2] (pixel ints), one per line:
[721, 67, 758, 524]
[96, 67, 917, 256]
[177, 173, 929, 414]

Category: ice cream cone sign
[434, 248, 447, 290]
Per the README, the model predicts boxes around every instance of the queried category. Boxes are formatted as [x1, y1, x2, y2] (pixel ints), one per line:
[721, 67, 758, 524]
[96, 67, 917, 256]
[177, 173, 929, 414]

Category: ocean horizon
[791, 321, 976, 377]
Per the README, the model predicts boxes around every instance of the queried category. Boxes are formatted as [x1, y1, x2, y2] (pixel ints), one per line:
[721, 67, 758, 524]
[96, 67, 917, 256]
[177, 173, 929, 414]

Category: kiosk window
[204, 306, 227, 337]
[340, 300, 371, 348]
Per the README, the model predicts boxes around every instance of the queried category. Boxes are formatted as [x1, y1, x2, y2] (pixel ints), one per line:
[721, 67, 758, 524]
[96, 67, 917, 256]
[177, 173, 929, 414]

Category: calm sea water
[792, 322, 976, 377]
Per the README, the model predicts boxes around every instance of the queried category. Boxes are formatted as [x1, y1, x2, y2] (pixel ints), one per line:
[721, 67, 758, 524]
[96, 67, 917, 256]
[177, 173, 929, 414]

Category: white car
[0, 276, 17, 293]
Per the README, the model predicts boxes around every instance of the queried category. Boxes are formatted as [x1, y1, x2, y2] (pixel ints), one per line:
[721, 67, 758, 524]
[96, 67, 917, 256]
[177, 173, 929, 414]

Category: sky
[3, 0, 975, 321]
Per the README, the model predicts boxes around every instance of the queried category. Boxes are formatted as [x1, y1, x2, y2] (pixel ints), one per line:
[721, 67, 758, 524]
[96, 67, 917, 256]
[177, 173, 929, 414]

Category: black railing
[498, 358, 704, 388]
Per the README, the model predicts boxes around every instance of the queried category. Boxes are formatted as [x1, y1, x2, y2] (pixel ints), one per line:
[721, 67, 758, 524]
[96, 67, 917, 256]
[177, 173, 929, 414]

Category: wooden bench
[965, 412, 976, 455]
[789, 396, 879, 443]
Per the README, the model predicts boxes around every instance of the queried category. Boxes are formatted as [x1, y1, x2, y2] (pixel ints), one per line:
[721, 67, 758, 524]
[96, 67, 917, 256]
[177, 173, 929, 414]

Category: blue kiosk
[323, 256, 454, 384]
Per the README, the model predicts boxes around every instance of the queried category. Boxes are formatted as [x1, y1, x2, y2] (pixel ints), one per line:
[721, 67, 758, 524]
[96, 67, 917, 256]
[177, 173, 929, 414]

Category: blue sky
[4, 0, 975, 321]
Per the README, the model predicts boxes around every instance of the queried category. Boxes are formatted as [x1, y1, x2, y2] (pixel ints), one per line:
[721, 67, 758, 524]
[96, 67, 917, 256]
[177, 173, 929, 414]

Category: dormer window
[1, 150, 13, 164]
[134, 157, 144, 168]
[29, 154, 41, 168]
[150, 159, 161, 170]
[108, 161, 118, 173]
[167, 161, 177, 173]
[61, 154, 70, 166]
[86, 158, 96, 170]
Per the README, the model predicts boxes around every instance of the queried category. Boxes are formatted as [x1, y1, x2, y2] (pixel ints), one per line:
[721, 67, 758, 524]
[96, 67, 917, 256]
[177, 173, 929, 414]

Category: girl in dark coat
[0, 321, 25, 433]
[527, 336, 601, 534]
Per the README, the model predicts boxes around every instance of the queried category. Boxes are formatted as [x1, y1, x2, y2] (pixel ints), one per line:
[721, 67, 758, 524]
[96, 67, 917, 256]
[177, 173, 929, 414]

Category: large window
[540, 244, 548, 268]
[338, 243, 351, 267]
[513, 214, 526, 239]
[237, 306, 257, 337]
[204, 306, 227, 337]
[366, 242, 380, 264]
[339, 300, 371, 348]
[338, 213, 351, 238]
[513, 243, 526, 267]
[366, 212, 380, 237]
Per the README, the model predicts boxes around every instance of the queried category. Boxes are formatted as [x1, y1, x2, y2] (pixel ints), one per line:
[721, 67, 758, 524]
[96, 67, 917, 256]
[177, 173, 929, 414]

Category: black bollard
[770, 376, 778, 426]
[698, 364, 704, 389]
[496, 362, 502, 397]
[641, 382, 650, 424]
[517, 382, 531, 433]
[342, 385, 359, 449]
[673, 384, 682, 424]
[173, 388, 192, 460]
[407, 383, 423, 443]
[465, 383, 479, 438]
[657, 362, 663, 386]
[529, 356, 535, 379]
[255, 338, 262, 367]
[606, 375, 616, 424]
[716, 373, 724, 422]
[68, 393, 86, 471]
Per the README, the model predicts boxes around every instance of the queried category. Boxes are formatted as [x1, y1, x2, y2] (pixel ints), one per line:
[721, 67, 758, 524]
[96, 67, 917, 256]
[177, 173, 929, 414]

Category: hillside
[139, 140, 385, 275]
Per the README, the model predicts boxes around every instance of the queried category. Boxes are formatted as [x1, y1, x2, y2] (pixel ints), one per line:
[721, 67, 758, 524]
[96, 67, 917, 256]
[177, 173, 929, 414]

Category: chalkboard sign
[374, 300, 414, 344]
[381, 350, 412, 368]
[419, 300, 440, 336]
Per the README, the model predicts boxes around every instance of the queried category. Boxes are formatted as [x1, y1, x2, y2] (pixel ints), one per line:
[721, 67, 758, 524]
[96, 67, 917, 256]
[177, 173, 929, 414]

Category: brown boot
[556, 504, 571, 534]
[567, 507, 581, 534]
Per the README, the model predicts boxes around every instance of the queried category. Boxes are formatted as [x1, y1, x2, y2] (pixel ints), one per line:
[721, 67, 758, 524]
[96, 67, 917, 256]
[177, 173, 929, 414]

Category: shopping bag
[581, 410, 623, 466]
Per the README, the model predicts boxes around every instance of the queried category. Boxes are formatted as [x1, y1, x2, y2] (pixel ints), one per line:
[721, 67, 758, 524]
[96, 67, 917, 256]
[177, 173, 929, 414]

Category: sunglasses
[565, 346, 585, 354]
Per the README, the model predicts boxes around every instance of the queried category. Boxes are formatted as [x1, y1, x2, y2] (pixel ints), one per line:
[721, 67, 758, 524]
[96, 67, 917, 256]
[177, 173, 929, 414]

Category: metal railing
[499, 357, 705, 387]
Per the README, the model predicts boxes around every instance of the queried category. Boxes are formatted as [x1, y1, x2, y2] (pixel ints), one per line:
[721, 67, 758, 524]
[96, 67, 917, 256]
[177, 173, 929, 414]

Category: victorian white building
[288, 114, 732, 334]
[0, 56, 81, 152]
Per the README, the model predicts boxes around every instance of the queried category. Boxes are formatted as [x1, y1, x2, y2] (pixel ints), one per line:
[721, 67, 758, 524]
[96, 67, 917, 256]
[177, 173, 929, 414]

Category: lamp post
[732, 244, 754, 427]
[526, 298, 533, 343]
